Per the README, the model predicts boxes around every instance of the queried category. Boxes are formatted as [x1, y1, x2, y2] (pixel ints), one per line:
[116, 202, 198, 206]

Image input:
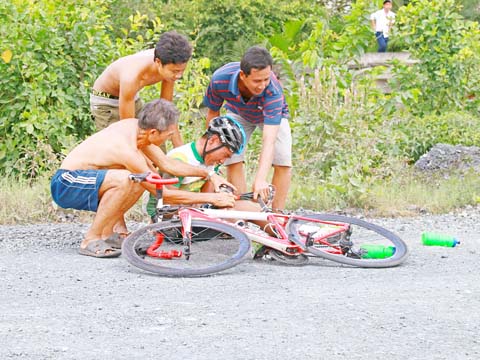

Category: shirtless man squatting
[51, 99, 236, 258]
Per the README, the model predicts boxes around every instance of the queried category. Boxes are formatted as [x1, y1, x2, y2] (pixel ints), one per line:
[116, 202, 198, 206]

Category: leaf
[269, 35, 291, 53]
[284, 20, 304, 41]
[26, 123, 34, 134]
[1, 49, 13, 63]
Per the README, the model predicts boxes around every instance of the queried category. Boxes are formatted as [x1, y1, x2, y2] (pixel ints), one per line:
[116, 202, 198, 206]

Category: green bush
[266, 0, 376, 116]
[392, 0, 480, 115]
[291, 65, 396, 204]
[393, 112, 480, 162]
[0, 2, 212, 178]
[0, 0, 113, 177]
[111, 0, 324, 71]
[460, 0, 480, 22]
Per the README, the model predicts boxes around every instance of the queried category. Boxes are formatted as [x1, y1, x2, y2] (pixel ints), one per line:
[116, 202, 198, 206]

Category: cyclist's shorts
[50, 169, 107, 212]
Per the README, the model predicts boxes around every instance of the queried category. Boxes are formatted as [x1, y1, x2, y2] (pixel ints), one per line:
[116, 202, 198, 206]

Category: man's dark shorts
[51, 169, 107, 212]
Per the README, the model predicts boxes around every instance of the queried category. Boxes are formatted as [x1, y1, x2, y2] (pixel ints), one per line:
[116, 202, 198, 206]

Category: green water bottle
[421, 232, 460, 247]
[360, 244, 396, 259]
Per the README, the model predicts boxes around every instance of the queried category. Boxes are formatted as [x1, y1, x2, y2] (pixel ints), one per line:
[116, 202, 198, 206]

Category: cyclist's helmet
[206, 115, 246, 155]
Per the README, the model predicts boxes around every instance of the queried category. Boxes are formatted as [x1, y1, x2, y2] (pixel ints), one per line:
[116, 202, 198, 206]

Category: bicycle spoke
[288, 214, 408, 268]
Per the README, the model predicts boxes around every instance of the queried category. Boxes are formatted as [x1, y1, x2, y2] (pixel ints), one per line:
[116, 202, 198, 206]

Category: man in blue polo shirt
[203, 46, 291, 210]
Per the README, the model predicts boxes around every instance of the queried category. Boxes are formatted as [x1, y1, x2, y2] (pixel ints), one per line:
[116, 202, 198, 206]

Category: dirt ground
[1, 208, 479, 360]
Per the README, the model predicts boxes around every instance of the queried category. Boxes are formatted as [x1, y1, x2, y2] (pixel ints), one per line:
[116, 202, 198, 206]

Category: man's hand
[252, 123, 277, 202]
[209, 192, 236, 208]
[209, 173, 237, 193]
[253, 179, 271, 203]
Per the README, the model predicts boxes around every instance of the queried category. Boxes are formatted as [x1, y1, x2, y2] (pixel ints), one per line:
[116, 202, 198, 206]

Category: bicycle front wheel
[122, 219, 251, 277]
[288, 213, 408, 268]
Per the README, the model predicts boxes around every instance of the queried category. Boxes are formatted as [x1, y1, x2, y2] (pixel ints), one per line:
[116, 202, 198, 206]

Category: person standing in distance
[90, 31, 192, 146]
[203, 46, 291, 210]
[371, 0, 396, 53]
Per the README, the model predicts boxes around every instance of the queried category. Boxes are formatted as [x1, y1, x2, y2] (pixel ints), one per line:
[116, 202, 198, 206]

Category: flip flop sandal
[79, 239, 122, 258]
[105, 232, 131, 249]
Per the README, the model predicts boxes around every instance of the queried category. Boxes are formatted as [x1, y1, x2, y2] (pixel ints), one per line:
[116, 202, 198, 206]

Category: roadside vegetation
[1, 0, 479, 224]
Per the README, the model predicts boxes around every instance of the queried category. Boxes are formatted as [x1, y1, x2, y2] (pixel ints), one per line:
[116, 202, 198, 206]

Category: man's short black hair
[240, 46, 273, 76]
[383, 0, 392, 4]
[154, 31, 192, 65]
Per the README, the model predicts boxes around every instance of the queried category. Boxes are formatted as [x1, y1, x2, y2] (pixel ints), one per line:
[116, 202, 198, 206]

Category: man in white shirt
[370, 0, 396, 52]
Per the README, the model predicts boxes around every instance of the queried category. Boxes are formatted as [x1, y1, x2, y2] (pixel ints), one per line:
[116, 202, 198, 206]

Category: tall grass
[0, 176, 144, 225]
[365, 170, 480, 216]
[0, 176, 60, 224]
[1, 170, 479, 225]
[288, 170, 480, 215]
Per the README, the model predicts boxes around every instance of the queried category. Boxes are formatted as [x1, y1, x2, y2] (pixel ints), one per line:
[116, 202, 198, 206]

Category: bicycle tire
[288, 213, 408, 268]
[122, 219, 251, 277]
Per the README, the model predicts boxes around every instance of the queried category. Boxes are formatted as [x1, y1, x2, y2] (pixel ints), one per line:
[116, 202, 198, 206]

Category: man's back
[93, 50, 160, 96]
[60, 119, 140, 171]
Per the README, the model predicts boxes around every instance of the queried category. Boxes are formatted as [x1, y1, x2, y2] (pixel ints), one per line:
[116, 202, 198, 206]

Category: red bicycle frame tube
[179, 209, 192, 238]
[291, 214, 350, 254]
[140, 173, 351, 258]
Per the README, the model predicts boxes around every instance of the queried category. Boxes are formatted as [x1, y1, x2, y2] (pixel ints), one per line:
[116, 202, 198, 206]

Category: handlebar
[146, 173, 179, 186]
[218, 184, 275, 212]
[129, 172, 180, 221]
[129, 172, 274, 213]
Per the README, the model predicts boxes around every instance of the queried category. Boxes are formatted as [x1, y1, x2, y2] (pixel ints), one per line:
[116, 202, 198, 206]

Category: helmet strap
[201, 133, 227, 161]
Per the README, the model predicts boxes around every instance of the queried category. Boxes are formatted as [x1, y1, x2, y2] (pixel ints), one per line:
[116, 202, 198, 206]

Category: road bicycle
[122, 173, 409, 277]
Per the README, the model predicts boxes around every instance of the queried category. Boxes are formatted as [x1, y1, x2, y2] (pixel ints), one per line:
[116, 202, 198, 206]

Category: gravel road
[1, 208, 479, 360]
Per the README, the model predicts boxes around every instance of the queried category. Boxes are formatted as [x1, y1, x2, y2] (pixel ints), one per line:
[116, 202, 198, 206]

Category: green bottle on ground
[360, 244, 396, 259]
[421, 232, 460, 247]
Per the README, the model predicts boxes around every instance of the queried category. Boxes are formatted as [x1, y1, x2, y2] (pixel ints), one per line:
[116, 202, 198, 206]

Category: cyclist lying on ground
[145, 115, 272, 231]
[50, 99, 235, 258]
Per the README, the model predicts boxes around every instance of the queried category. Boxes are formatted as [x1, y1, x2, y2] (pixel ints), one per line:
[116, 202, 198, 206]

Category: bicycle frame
[180, 207, 299, 254]
[138, 172, 350, 259]
[179, 207, 350, 256]
[124, 172, 409, 274]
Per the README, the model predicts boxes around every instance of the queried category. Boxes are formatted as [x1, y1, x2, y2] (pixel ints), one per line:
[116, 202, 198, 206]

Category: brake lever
[128, 172, 151, 183]
[258, 184, 275, 212]
[257, 196, 270, 212]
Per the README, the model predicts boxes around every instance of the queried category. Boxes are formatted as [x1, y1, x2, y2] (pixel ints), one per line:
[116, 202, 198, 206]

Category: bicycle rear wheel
[122, 219, 251, 277]
[288, 214, 408, 268]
